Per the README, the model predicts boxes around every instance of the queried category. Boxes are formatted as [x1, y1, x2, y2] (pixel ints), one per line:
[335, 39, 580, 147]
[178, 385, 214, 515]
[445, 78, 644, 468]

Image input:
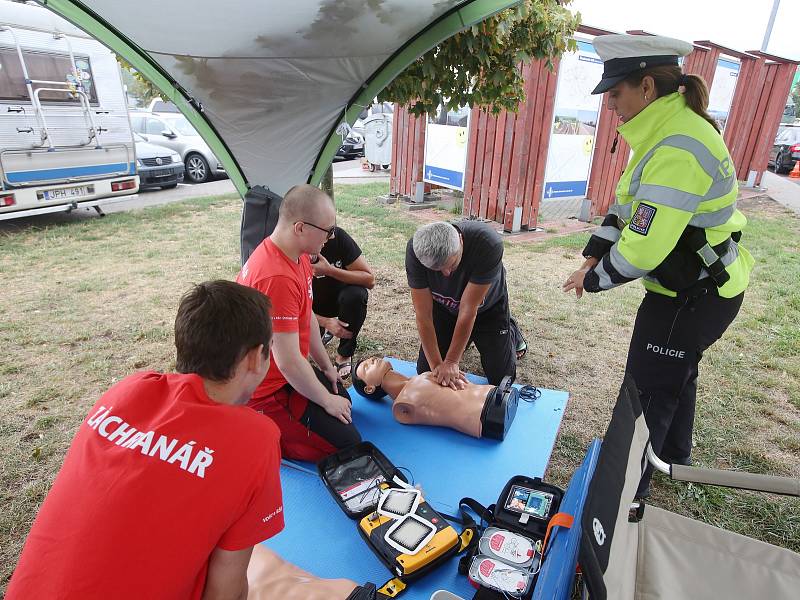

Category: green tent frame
[39, 0, 521, 197]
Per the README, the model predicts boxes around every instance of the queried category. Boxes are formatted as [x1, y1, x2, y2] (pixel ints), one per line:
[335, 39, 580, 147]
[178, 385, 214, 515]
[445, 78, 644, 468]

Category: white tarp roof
[38, 0, 518, 196]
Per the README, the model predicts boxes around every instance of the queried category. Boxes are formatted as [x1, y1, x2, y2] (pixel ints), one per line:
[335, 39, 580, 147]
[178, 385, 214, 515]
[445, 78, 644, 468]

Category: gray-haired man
[405, 220, 524, 389]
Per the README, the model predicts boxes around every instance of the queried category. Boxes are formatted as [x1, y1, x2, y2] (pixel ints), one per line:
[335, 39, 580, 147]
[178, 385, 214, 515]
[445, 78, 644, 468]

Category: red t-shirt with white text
[237, 237, 313, 400]
[7, 372, 284, 600]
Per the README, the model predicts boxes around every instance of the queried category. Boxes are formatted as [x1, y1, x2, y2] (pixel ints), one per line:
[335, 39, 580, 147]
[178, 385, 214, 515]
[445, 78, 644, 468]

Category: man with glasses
[237, 184, 361, 462]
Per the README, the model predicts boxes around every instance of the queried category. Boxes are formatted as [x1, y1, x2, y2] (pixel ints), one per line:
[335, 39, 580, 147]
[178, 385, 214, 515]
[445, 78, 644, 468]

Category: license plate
[152, 169, 172, 178]
[43, 185, 91, 201]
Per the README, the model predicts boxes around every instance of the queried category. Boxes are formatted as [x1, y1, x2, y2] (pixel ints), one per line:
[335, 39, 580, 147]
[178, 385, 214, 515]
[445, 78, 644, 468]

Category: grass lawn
[1, 184, 798, 590]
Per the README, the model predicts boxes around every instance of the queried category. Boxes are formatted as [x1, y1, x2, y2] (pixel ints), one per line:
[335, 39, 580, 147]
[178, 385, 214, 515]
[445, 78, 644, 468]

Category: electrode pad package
[479, 528, 540, 570]
[468, 555, 533, 597]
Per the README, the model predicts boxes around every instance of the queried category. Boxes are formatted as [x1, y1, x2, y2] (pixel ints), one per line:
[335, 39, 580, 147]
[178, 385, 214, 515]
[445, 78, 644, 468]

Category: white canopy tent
[37, 0, 520, 197]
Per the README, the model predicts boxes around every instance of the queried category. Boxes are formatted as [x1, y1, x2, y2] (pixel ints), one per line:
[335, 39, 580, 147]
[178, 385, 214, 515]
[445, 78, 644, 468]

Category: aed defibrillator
[458, 475, 564, 599]
[319, 442, 475, 597]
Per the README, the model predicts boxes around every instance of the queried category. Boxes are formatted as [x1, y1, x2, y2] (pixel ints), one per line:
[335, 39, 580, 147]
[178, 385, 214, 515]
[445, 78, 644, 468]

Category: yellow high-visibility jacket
[583, 92, 753, 298]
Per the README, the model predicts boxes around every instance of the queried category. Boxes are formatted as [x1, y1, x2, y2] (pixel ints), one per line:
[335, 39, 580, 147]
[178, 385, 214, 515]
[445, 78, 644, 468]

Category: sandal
[336, 356, 353, 380]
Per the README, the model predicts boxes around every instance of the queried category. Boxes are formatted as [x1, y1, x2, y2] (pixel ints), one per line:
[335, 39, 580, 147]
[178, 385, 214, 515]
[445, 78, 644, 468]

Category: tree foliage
[379, 0, 581, 116]
[791, 79, 800, 119]
[115, 56, 160, 106]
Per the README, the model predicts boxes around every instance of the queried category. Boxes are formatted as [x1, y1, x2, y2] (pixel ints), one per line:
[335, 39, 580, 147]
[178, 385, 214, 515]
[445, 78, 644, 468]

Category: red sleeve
[217, 433, 284, 550]
[254, 275, 303, 334]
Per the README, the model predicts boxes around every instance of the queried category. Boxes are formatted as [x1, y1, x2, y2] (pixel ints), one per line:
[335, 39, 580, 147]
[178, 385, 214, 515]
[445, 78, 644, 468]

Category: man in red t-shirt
[237, 184, 361, 462]
[7, 281, 284, 600]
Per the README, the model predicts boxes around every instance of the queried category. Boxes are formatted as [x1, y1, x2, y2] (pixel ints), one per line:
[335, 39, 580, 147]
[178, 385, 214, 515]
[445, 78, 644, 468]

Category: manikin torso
[389, 372, 493, 438]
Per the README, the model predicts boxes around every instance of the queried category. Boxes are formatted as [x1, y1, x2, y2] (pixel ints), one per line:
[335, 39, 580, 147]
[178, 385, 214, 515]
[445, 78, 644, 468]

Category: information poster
[708, 57, 740, 132]
[423, 105, 470, 191]
[543, 39, 604, 199]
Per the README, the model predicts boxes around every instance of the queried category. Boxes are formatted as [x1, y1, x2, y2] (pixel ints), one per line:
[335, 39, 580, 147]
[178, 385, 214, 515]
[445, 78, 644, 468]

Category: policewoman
[563, 35, 754, 497]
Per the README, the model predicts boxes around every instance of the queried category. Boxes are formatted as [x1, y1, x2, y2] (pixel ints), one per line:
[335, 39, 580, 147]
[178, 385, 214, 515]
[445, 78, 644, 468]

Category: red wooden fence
[389, 105, 427, 197]
[724, 51, 798, 185]
[462, 58, 560, 230]
[389, 29, 798, 225]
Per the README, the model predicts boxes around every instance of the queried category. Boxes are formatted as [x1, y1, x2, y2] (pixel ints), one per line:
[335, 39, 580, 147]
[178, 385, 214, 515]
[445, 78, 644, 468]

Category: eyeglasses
[300, 221, 336, 240]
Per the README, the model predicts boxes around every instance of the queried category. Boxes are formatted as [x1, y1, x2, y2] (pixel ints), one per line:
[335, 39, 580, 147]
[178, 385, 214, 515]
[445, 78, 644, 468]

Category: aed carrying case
[318, 441, 408, 519]
[458, 475, 564, 600]
[319, 442, 476, 597]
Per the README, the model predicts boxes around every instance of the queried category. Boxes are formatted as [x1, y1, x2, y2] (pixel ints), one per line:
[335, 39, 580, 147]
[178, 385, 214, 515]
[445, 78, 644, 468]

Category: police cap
[591, 34, 694, 95]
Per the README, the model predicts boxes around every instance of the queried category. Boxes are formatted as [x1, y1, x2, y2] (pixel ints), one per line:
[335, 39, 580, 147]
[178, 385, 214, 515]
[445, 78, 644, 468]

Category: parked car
[134, 133, 184, 190]
[129, 112, 227, 183]
[768, 124, 800, 174]
[334, 130, 365, 160]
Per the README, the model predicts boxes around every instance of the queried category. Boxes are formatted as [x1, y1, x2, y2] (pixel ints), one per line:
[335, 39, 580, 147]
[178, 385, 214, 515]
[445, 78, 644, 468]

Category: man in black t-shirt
[312, 226, 375, 379]
[405, 220, 524, 387]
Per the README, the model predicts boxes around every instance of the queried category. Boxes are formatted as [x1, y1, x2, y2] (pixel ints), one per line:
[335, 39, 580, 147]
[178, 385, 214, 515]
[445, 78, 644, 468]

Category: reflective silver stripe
[697, 243, 718, 267]
[689, 203, 736, 227]
[719, 240, 740, 266]
[705, 175, 736, 199]
[610, 245, 649, 279]
[636, 183, 703, 212]
[595, 225, 622, 243]
[608, 202, 632, 220]
[627, 134, 736, 206]
[593, 260, 616, 290]
[699, 242, 739, 279]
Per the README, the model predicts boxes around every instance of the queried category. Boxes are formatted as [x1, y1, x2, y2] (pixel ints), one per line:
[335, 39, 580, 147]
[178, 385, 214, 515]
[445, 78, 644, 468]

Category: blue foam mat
[265, 358, 569, 599]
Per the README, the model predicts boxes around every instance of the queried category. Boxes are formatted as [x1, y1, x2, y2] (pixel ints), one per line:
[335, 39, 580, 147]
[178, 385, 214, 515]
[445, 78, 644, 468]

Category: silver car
[129, 112, 227, 183]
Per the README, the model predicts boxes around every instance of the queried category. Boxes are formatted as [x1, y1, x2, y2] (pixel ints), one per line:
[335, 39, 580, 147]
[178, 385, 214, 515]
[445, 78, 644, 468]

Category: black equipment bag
[458, 476, 564, 599]
[240, 185, 283, 265]
[318, 441, 410, 520]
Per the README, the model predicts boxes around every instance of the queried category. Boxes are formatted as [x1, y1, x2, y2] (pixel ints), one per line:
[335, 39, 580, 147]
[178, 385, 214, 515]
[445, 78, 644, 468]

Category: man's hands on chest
[431, 359, 468, 390]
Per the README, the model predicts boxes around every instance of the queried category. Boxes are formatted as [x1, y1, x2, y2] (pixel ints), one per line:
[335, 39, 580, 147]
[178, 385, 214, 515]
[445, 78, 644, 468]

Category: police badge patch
[629, 203, 657, 235]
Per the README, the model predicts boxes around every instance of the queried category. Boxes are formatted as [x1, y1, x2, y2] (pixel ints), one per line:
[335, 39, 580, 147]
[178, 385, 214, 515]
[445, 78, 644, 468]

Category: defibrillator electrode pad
[468, 555, 532, 597]
[377, 488, 421, 519]
[479, 527, 537, 568]
[384, 514, 437, 555]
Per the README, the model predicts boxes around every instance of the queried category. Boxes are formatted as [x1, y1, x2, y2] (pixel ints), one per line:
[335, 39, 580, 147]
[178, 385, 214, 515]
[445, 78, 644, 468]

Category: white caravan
[0, 1, 138, 220]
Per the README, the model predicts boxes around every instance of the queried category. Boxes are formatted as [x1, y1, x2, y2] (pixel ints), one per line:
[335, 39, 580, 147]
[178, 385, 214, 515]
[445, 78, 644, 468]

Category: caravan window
[0, 46, 98, 104]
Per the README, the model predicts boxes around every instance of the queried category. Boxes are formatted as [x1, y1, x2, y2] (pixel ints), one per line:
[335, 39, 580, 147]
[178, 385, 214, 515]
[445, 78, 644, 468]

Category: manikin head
[412, 222, 463, 277]
[352, 357, 394, 401]
[277, 183, 336, 256]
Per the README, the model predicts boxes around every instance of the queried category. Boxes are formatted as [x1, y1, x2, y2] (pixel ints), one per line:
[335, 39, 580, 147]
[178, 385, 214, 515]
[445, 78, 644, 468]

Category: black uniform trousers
[626, 286, 744, 496]
[416, 294, 517, 386]
[312, 277, 368, 358]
